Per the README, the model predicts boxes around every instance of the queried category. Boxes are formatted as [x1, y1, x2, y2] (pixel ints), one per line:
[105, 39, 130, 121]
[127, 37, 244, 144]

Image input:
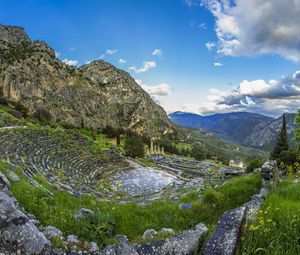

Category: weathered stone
[89, 242, 100, 253]
[0, 191, 28, 227]
[116, 235, 129, 244]
[1, 222, 50, 254]
[5, 170, 20, 183]
[203, 206, 246, 255]
[74, 208, 94, 220]
[179, 203, 192, 209]
[136, 223, 208, 255]
[42, 225, 63, 239]
[261, 160, 277, 180]
[67, 235, 80, 245]
[0, 173, 10, 187]
[158, 228, 175, 236]
[142, 229, 158, 240]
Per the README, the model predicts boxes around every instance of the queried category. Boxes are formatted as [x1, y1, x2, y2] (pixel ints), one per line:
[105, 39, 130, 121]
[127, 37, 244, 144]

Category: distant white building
[229, 160, 245, 169]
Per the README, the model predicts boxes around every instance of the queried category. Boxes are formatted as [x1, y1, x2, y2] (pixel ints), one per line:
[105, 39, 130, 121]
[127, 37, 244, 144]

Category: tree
[271, 114, 289, 160]
[191, 143, 206, 161]
[294, 109, 300, 151]
[124, 136, 145, 158]
[246, 159, 263, 173]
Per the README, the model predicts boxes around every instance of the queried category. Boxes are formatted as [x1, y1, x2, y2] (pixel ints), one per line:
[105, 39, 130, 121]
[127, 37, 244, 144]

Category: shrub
[8, 109, 23, 119]
[278, 149, 298, 166]
[191, 143, 206, 161]
[14, 102, 29, 117]
[124, 136, 145, 158]
[34, 107, 53, 122]
[246, 159, 264, 173]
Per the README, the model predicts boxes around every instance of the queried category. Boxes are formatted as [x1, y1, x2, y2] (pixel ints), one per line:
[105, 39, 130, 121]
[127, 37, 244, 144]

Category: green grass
[242, 180, 300, 255]
[3, 160, 261, 248]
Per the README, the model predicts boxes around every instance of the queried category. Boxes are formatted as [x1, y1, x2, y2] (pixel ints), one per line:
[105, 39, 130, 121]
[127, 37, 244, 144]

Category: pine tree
[294, 109, 300, 151]
[271, 114, 289, 160]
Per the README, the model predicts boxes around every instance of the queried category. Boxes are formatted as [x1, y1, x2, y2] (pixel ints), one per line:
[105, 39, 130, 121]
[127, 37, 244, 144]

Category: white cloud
[202, 0, 300, 61]
[214, 62, 223, 67]
[69, 47, 75, 51]
[191, 21, 207, 30]
[118, 58, 127, 64]
[129, 61, 157, 73]
[152, 49, 162, 56]
[135, 79, 172, 96]
[62, 58, 78, 66]
[106, 49, 118, 55]
[85, 60, 91, 64]
[206, 42, 216, 51]
[100, 49, 118, 59]
[168, 70, 300, 116]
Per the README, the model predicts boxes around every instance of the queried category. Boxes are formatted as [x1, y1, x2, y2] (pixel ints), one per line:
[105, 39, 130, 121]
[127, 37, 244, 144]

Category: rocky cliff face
[0, 25, 177, 136]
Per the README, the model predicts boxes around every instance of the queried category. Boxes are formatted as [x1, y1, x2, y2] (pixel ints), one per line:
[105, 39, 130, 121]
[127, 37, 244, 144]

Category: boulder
[0, 173, 10, 187]
[74, 208, 94, 220]
[142, 229, 158, 240]
[67, 234, 80, 245]
[1, 221, 50, 254]
[261, 160, 277, 180]
[159, 228, 175, 236]
[6, 170, 20, 183]
[179, 203, 192, 209]
[0, 191, 28, 227]
[136, 223, 208, 255]
[0, 191, 50, 254]
[203, 206, 246, 255]
[89, 242, 100, 253]
[42, 226, 63, 239]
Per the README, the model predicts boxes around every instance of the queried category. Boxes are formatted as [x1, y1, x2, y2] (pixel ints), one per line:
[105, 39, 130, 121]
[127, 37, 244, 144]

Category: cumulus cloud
[135, 79, 172, 96]
[129, 61, 157, 73]
[202, 0, 300, 61]
[62, 58, 78, 66]
[208, 70, 300, 116]
[214, 62, 223, 67]
[118, 58, 127, 64]
[100, 49, 118, 59]
[152, 49, 162, 56]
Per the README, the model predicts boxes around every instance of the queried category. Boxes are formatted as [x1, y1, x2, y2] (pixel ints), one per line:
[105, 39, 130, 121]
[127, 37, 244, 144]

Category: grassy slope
[1, 158, 261, 248]
[187, 129, 269, 162]
[242, 179, 300, 255]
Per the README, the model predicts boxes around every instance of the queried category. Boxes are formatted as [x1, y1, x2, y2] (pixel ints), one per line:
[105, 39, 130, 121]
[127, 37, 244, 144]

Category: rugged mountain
[243, 113, 297, 149]
[169, 111, 297, 149]
[0, 25, 178, 136]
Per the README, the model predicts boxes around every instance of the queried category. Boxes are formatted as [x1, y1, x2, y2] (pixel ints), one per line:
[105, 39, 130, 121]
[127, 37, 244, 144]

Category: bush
[34, 107, 53, 122]
[278, 149, 298, 166]
[14, 102, 29, 117]
[191, 143, 206, 161]
[8, 109, 23, 119]
[124, 136, 145, 158]
[246, 159, 264, 173]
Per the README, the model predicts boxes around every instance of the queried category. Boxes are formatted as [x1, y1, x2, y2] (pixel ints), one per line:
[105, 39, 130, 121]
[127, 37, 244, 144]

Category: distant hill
[169, 111, 297, 149]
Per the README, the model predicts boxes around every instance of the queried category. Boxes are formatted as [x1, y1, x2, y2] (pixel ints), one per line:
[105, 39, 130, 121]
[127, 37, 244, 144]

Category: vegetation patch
[4, 163, 261, 248]
[242, 179, 300, 255]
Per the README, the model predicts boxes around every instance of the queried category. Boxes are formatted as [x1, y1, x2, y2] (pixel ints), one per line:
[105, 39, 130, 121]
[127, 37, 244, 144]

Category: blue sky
[1, 0, 300, 117]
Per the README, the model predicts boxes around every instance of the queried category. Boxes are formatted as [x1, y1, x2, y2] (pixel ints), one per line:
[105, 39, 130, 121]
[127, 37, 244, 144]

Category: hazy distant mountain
[169, 111, 297, 149]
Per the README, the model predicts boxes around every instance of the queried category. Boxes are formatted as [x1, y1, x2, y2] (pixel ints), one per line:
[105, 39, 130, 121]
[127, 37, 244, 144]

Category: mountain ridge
[169, 111, 297, 149]
[0, 25, 179, 137]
